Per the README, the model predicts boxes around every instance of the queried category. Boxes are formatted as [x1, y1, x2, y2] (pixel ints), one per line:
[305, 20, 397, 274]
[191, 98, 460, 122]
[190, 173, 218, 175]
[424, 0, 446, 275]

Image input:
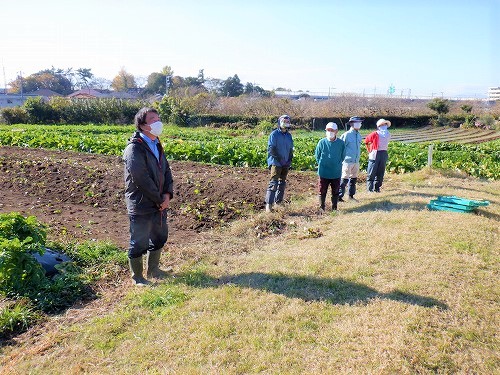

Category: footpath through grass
[1, 169, 499, 374]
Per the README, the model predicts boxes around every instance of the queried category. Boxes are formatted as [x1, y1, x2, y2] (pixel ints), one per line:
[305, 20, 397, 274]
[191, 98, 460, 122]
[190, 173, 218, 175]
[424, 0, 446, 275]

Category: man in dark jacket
[123, 107, 173, 286]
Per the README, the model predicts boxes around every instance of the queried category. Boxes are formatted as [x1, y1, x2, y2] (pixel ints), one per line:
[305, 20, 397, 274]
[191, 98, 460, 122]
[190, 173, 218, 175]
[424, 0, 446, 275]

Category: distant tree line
[7, 65, 272, 98]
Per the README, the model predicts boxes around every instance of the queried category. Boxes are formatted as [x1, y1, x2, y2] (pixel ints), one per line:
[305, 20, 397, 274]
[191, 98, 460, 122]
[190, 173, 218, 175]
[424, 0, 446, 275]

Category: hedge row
[0, 97, 148, 125]
[1, 96, 450, 130]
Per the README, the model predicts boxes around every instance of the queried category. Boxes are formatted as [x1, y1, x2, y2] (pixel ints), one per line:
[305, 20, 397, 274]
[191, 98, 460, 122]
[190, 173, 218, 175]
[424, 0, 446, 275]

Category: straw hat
[376, 119, 391, 127]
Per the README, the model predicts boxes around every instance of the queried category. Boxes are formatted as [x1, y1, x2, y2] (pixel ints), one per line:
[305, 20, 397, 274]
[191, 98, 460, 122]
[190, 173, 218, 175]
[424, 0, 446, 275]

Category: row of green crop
[0, 125, 498, 179]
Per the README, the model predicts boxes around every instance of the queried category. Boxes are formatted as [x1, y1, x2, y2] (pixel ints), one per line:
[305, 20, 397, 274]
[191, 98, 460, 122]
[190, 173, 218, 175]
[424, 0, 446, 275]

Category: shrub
[427, 98, 450, 115]
[460, 104, 473, 113]
[0, 107, 29, 124]
[461, 114, 476, 129]
[23, 97, 58, 124]
[255, 120, 275, 133]
[155, 96, 191, 126]
[477, 114, 495, 129]
[431, 114, 450, 127]
[52, 98, 145, 124]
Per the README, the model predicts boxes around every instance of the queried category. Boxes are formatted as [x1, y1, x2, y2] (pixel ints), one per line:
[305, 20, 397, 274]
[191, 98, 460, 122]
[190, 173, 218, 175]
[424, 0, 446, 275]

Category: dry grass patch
[1, 171, 498, 374]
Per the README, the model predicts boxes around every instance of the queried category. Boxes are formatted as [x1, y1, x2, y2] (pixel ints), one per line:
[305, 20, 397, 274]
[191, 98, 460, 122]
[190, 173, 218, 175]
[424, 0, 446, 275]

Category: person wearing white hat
[364, 118, 392, 192]
[265, 114, 294, 212]
[339, 116, 363, 201]
[314, 122, 346, 211]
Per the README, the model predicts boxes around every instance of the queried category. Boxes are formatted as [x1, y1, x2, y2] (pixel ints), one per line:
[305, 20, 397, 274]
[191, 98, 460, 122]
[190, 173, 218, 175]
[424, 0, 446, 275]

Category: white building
[0, 94, 29, 108]
[488, 87, 500, 100]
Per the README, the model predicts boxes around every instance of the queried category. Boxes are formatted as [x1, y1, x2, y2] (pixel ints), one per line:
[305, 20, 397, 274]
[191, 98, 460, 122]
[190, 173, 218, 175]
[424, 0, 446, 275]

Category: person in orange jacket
[364, 119, 391, 192]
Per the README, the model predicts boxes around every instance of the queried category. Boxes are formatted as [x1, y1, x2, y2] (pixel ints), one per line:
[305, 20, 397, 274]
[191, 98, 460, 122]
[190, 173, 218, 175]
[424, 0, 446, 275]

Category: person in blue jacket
[315, 122, 346, 211]
[339, 116, 363, 201]
[265, 114, 294, 212]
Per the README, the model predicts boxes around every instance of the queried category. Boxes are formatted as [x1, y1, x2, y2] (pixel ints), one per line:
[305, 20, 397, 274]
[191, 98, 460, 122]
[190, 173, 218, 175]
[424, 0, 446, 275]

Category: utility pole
[18, 71, 23, 98]
[165, 75, 171, 96]
[2, 65, 6, 95]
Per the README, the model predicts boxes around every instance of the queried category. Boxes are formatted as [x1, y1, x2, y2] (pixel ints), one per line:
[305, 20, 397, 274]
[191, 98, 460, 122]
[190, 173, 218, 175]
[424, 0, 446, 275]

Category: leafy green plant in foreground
[0, 214, 88, 312]
[0, 213, 47, 296]
[0, 213, 130, 337]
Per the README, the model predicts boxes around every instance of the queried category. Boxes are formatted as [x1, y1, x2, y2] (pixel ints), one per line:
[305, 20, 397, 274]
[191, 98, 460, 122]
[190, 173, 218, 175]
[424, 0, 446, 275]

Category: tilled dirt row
[0, 146, 316, 250]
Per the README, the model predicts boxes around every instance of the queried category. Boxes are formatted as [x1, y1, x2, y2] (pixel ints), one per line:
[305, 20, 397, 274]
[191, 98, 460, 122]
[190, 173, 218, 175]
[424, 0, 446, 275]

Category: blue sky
[2, 0, 498, 98]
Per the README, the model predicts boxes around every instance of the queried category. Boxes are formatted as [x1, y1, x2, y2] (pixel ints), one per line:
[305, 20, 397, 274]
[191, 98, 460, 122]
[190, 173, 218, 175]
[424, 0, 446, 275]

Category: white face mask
[149, 121, 163, 136]
[326, 131, 336, 139]
[353, 123, 362, 130]
[378, 125, 388, 131]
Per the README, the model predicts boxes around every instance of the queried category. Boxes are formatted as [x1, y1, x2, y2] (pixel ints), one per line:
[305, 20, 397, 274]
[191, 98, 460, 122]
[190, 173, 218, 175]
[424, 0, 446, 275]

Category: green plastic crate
[427, 196, 490, 213]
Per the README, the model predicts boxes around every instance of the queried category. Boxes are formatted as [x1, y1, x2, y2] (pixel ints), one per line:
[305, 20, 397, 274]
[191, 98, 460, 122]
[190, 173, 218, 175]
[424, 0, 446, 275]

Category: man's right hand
[159, 195, 170, 210]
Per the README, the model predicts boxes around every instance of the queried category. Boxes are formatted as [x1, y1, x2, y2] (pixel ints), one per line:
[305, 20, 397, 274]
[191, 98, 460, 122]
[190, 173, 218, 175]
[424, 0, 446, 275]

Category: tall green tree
[75, 68, 94, 89]
[145, 72, 167, 95]
[183, 76, 204, 88]
[221, 74, 244, 97]
[143, 66, 176, 95]
[244, 82, 269, 96]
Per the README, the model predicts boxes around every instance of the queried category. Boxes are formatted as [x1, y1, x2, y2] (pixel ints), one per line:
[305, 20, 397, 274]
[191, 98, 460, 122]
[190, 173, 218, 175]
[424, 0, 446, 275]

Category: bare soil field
[0, 146, 316, 259]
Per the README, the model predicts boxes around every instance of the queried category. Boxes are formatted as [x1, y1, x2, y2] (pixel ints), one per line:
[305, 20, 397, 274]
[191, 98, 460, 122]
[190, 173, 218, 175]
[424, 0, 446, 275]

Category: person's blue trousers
[366, 150, 388, 192]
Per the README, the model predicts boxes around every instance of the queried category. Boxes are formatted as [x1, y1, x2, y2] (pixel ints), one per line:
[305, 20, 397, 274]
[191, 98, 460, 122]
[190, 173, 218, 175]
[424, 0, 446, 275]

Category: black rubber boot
[339, 179, 349, 201]
[318, 194, 326, 211]
[331, 195, 339, 211]
[348, 178, 357, 198]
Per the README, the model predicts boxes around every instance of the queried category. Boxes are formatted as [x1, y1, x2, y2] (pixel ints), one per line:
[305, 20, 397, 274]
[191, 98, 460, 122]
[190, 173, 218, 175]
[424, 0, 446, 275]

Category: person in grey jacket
[123, 107, 173, 286]
[339, 116, 363, 201]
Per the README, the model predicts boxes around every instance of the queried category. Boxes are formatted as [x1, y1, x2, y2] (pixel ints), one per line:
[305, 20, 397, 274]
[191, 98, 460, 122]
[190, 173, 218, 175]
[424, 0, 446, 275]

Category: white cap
[278, 115, 291, 128]
[325, 122, 338, 130]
